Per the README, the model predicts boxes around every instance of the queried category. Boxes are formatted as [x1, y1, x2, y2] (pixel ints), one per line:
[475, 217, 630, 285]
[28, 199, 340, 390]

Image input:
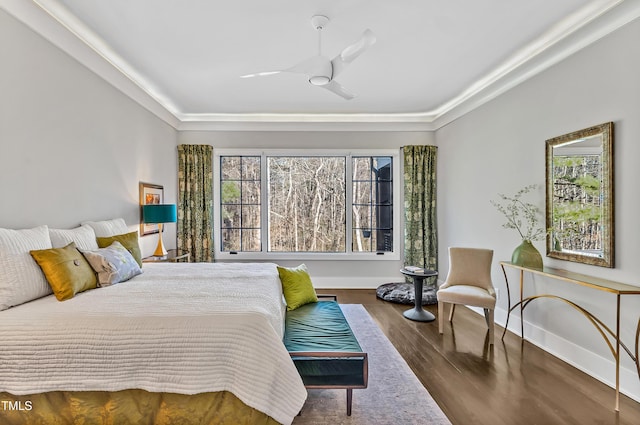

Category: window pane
[241, 229, 261, 251]
[373, 157, 393, 179]
[241, 181, 260, 204]
[376, 229, 393, 251]
[268, 156, 346, 252]
[222, 229, 240, 251]
[221, 157, 241, 180]
[221, 181, 240, 204]
[242, 157, 261, 180]
[353, 229, 373, 252]
[221, 205, 240, 228]
[376, 181, 393, 205]
[352, 157, 372, 180]
[242, 205, 261, 228]
[376, 205, 393, 229]
[352, 205, 372, 231]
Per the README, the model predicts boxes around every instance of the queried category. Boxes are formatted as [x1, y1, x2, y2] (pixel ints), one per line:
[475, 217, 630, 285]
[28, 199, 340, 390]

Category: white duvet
[0, 262, 306, 425]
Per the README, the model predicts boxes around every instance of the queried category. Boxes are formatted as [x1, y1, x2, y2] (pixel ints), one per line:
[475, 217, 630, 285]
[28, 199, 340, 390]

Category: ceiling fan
[240, 15, 376, 100]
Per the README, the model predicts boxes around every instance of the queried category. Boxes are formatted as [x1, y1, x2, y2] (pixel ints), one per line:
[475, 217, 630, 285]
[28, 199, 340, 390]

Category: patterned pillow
[82, 241, 142, 287]
[0, 225, 53, 310]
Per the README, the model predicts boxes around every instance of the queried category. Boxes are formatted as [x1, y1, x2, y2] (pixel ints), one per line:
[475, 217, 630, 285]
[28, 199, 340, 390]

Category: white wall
[0, 9, 178, 256]
[436, 17, 640, 401]
[178, 130, 435, 287]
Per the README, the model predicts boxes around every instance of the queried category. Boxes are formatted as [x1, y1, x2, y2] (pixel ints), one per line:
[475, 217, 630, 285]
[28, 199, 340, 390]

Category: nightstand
[142, 249, 190, 263]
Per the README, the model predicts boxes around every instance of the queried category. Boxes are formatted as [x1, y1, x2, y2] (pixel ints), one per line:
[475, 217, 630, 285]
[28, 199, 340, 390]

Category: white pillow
[0, 225, 53, 310]
[49, 225, 99, 251]
[82, 218, 128, 238]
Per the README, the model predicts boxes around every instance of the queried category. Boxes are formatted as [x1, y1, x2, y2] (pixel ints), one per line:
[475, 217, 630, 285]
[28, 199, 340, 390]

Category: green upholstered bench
[283, 296, 368, 416]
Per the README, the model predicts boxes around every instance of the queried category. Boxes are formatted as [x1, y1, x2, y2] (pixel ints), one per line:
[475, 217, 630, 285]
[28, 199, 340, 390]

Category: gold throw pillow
[30, 242, 97, 301]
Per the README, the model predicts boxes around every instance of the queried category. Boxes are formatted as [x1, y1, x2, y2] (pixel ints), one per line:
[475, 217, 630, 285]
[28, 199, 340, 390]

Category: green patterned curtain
[177, 145, 214, 262]
[403, 145, 438, 282]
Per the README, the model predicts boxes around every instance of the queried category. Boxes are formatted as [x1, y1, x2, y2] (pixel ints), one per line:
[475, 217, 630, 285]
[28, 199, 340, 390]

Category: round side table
[400, 268, 438, 322]
[142, 249, 190, 263]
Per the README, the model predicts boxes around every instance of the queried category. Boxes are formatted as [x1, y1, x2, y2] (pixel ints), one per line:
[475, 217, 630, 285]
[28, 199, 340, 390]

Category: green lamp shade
[143, 204, 177, 224]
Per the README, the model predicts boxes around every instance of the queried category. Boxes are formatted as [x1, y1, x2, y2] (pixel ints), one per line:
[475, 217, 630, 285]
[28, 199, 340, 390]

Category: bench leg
[346, 388, 352, 416]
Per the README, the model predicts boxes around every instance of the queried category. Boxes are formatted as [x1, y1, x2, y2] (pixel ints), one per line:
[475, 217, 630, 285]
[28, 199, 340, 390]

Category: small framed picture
[139, 182, 164, 236]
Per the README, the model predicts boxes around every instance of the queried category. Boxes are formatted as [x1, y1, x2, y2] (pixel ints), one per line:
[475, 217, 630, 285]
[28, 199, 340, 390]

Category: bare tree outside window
[268, 157, 346, 252]
[219, 154, 394, 254]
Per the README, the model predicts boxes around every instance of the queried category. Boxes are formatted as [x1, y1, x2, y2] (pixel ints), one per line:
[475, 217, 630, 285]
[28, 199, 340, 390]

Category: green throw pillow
[277, 264, 318, 311]
[96, 231, 142, 267]
[30, 242, 97, 301]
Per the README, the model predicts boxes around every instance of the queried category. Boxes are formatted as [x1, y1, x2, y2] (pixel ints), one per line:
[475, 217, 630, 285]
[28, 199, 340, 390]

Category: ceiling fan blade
[341, 29, 376, 62]
[321, 80, 355, 100]
[286, 56, 324, 75]
[331, 29, 376, 78]
[241, 56, 322, 79]
[240, 70, 282, 78]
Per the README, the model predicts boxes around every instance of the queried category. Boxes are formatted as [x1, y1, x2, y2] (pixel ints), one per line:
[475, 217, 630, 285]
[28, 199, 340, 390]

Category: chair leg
[438, 301, 444, 334]
[484, 308, 495, 345]
[448, 304, 456, 322]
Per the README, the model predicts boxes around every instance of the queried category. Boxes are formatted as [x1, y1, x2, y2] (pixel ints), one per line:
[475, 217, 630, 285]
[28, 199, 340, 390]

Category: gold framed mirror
[545, 122, 614, 267]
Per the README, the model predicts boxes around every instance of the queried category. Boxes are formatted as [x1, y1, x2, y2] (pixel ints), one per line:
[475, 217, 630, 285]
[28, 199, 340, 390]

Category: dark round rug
[376, 282, 438, 305]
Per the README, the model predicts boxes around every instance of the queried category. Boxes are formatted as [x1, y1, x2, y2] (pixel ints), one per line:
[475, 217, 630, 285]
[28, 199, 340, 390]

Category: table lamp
[142, 204, 177, 256]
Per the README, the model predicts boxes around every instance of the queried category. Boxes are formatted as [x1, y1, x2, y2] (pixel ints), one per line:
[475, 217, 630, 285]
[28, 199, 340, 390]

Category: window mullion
[346, 154, 353, 254]
[261, 153, 269, 253]
[370, 156, 374, 252]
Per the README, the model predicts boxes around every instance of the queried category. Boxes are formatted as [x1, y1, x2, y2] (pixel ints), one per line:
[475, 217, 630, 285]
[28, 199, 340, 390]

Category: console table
[500, 261, 640, 411]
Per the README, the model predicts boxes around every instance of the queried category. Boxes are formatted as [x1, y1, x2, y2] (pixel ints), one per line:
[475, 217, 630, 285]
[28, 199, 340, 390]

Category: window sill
[215, 251, 401, 261]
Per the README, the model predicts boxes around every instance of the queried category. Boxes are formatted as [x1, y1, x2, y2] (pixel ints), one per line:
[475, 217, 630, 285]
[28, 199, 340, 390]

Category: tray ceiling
[4, 0, 638, 129]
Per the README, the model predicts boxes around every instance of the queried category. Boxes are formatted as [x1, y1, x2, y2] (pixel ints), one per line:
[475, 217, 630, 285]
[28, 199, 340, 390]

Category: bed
[0, 261, 307, 425]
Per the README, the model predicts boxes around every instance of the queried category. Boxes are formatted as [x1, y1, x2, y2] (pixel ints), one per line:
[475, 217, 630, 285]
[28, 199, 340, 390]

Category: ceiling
[5, 0, 638, 129]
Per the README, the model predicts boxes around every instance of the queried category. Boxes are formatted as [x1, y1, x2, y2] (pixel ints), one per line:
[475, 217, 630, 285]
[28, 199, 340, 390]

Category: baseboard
[311, 275, 443, 289]
[312, 276, 403, 289]
[469, 306, 640, 404]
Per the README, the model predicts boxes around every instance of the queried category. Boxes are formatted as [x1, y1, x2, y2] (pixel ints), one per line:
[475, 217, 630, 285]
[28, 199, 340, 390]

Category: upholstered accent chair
[437, 247, 496, 344]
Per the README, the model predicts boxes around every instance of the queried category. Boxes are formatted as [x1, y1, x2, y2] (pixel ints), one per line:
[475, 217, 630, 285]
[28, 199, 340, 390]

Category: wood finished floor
[318, 289, 640, 425]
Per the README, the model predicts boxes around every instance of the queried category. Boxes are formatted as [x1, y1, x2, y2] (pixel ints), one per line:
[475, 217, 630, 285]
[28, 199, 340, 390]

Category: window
[352, 156, 393, 252]
[220, 156, 261, 251]
[215, 150, 399, 259]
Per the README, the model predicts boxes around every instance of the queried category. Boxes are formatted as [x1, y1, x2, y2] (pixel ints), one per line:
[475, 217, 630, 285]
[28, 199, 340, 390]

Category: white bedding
[0, 262, 306, 425]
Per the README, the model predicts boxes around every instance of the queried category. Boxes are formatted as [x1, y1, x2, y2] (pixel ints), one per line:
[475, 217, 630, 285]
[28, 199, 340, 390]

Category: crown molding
[2, 0, 638, 132]
[176, 113, 438, 131]
[0, 0, 181, 128]
[432, 0, 640, 129]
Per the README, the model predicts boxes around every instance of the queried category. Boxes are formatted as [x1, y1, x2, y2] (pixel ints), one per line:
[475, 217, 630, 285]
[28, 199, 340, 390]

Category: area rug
[376, 282, 437, 305]
[292, 304, 451, 425]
